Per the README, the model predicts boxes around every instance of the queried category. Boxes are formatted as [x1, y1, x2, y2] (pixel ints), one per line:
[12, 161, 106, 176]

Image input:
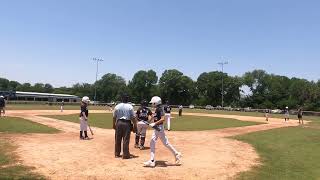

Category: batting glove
[149, 123, 156, 128]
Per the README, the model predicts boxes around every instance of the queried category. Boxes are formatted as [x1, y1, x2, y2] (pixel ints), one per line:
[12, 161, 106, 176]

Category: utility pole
[93, 58, 104, 102]
[218, 61, 228, 108]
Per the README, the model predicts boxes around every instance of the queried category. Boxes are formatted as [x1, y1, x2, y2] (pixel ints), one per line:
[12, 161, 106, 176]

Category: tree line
[1, 69, 320, 111]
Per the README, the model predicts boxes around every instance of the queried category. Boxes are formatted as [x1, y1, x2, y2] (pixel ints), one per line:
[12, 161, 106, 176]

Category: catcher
[135, 100, 153, 150]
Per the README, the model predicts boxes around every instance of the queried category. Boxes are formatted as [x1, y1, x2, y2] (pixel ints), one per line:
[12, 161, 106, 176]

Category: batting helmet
[82, 96, 90, 104]
[150, 96, 162, 106]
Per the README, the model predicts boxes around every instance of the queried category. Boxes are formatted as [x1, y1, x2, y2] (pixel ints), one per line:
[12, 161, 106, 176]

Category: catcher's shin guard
[140, 136, 146, 147]
[84, 131, 88, 138]
[80, 131, 83, 138]
[135, 134, 140, 146]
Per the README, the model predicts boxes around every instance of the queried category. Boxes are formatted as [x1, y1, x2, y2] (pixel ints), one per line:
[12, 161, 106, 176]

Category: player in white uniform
[80, 96, 90, 140]
[284, 107, 290, 122]
[0, 96, 5, 117]
[60, 101, 64, 112]
[144, 96, 182, 168]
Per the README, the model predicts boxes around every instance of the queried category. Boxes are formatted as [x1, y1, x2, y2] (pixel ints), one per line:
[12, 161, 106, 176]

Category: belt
[118, 119, 131, 123]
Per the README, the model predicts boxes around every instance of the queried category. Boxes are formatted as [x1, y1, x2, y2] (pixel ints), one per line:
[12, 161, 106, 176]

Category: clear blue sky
[0, 0, 319, 87]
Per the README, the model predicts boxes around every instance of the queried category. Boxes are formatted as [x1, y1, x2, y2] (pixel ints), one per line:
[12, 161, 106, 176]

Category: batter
[144, 96, 182, 168]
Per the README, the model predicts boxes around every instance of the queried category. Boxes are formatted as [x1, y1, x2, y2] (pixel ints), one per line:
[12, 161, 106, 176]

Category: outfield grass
[233, 120, 320, 180]
[44, 113, 114, 129]
[0, 117, 59, 134]
[170, 115, 263, 131]
[44, 113, 263, 131]
[0, 140, 45, 179]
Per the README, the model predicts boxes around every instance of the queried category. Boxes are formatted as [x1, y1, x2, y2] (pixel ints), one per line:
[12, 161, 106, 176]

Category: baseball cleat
[175, 152, 182, 164]
[139, 145, 145, 150]
[134, 144, 140, 149]
[143, 160, 156, 167]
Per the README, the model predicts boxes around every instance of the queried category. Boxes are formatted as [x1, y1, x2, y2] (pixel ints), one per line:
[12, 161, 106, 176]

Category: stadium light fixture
[218, 60, 228, 108]
[92, 58, 104, 102]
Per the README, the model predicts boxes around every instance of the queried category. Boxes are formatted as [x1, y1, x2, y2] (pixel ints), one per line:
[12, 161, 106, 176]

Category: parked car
[205, 105, 214, 110]
[189, 104, 195, 109]
[271, 109, 282, 114]
[244, 107, 252, 112]
[224, 106, 232, 111]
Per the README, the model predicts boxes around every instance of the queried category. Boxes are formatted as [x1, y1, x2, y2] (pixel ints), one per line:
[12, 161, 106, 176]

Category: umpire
[113, 94, 137, 159]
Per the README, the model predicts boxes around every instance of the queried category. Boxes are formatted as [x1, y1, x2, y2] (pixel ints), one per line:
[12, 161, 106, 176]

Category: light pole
[93, 58, 104, 102]
[218, 61, 228, 108]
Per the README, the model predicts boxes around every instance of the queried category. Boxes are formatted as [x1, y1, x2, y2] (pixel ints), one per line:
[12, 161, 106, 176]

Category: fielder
[265, 109, 270, 121]
[0, 96, 5, 117]
[144, 96, 182, 168]
[135, 100, 153, 150]
[284, 107, 290, 122]
[79, 96, 90, 140]
[178, 105, 183, 116]
[163, 101, 172, 131]
[60, 101, 64, 112]
[298, 107, 303, 125]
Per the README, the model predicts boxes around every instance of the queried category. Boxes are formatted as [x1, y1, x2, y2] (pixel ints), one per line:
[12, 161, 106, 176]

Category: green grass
[0, 140, 45, 179]
[233, 122, 320, 179]
[0, 117, 58, 179]
[8, 104, 319, 121]
[44, 113, 263, 131]
[0, 117, 59, 134]
[170, 115, 262, 131]
[44, 113, 114, 129]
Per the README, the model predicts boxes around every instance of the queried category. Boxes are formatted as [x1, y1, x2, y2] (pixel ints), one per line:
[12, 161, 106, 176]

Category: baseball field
[1, 104, 320, 179]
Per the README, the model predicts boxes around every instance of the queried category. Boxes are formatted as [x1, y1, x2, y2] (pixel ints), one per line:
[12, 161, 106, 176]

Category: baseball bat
[88, 124, 94, 135]
[142, 121, 161, 131]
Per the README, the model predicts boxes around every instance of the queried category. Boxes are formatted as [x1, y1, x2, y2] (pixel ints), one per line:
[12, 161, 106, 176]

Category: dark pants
[115, 120, 131, 158]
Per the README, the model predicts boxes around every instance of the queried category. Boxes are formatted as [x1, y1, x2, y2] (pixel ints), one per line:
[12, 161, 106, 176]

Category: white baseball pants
[80, 117, 88, 131]
[150, 125, 178, 161]
[137, 121, 149, 137]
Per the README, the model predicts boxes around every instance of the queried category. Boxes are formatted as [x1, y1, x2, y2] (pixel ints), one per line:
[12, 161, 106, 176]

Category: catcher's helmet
[141, 100, 148, 107]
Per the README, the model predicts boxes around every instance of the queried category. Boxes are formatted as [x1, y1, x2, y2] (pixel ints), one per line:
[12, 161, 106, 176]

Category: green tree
[44, 84, 54, 93]
[71, 83, 94, 99]
[128, 70, 158, 103]
[33, 83, 45, 93]
[197, 71, 241, 106]
[0, 78, 10, 90]
[17, 83, 32, 92]
[8, 81, 21, 91]
[96, 73, 127, 102]
[159, 69, 195, 105]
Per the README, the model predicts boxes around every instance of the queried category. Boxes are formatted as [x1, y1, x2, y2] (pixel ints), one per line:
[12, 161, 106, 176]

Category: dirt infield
[4, 110, 300, 180]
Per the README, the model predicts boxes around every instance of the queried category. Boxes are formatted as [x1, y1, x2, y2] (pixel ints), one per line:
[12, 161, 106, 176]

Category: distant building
[0, 91, 80, 102]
